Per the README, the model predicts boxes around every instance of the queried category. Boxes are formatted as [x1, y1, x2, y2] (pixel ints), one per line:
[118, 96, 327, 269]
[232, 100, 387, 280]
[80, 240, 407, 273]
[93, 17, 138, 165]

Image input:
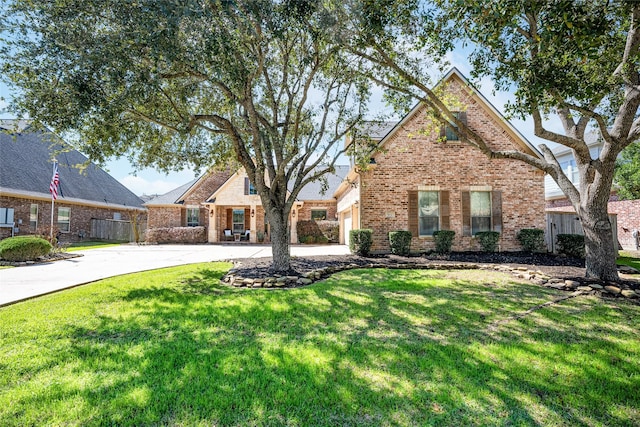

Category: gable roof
[149, 164, 350, 206]
[362, 68, 542, 158]
[0, 121, 145, 209]
[293, 165, 350, 201]
[143, 178, 200, 206]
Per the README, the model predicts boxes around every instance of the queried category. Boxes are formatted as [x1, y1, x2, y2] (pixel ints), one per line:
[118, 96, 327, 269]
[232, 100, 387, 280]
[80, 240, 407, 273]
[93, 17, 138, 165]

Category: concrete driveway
[0, 243, 350, 306]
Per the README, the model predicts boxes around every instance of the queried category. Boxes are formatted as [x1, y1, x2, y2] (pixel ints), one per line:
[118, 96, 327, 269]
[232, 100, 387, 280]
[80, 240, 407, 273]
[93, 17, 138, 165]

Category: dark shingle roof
[0, 122, 145, 208]
[143, 178, 199, 205]
[148, 165, 350, 205]
[356, 121, 398, 140]
[294, 165, 350, 201]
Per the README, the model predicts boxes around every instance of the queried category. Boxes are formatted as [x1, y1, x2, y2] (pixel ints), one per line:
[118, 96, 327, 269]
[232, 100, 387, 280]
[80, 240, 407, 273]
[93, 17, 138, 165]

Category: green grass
[1, 265, 639, 426]
[66, 240, 124, 251]
[618, 250, 640, 271]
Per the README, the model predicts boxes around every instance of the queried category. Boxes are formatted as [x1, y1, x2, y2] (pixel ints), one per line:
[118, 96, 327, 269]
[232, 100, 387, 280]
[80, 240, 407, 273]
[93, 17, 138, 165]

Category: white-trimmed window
[57, 207, 70, 232]
[186, 208, 200, 226]
[30, 204, 38, 230]
[470, 191, 492, 234]
[418, 191, 440, 236]
[408, 189, 450, 237]
[311, 209, 327, 221]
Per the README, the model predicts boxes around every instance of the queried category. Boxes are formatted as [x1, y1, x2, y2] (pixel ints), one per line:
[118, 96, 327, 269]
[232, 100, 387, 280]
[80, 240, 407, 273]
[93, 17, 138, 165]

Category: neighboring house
[334, 68, 546, 253]
[0, 120, 146, 241]
[545, 137, 640, 250]
[145, 166, 348, 243]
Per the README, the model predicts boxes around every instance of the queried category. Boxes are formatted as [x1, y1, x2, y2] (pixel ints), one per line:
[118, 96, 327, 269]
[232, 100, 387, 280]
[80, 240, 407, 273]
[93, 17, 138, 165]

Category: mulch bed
[226, 251, 639, 293]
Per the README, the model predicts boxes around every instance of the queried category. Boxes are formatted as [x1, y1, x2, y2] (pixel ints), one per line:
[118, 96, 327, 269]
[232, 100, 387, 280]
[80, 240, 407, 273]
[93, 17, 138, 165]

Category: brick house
[545, 139, 640, 250]
[334, 68, 546, 253]
[0, 120, 146, 242]
[145, 166, 348, 243]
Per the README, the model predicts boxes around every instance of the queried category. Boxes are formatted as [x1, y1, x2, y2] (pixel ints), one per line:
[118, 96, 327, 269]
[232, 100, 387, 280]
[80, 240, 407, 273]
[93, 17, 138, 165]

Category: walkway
[0, 244, 350, 306]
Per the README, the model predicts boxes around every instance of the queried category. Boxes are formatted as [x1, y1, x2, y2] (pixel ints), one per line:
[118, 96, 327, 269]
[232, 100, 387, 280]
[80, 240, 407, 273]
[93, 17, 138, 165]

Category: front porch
[205, 203, 303, 244]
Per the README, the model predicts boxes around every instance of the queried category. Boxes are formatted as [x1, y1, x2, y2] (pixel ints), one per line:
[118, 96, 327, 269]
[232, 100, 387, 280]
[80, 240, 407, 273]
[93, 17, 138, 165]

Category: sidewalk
[0, 244, 350, 306]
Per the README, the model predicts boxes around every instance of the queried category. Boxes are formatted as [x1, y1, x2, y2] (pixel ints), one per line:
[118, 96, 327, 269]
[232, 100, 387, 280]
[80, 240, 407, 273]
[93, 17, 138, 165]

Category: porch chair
[223, 229, 234, 241]
[241, 230, 250, 241]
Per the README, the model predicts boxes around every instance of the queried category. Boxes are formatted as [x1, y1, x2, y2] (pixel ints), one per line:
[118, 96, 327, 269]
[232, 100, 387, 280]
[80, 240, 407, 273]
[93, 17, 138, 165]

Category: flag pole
[49, 160, 58, 242]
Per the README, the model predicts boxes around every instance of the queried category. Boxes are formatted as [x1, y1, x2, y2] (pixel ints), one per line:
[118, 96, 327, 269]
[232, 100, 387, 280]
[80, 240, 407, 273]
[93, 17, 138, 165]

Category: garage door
[343, 212, 352, 246]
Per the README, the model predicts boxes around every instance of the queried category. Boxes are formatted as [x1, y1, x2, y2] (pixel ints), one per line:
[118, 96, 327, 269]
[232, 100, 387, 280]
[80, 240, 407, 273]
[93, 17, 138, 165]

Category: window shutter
[461, 191, 471, 236]
[226, 208, 232, 229]
[244, 177, 249, 195]
[440, 191, 450, 230]
[458, 111, 467, 127]
[244, 208, 251, 229]
[408, 190, 418, 237]
[492, 190, 502, 233]
[439, 121, 446, 139]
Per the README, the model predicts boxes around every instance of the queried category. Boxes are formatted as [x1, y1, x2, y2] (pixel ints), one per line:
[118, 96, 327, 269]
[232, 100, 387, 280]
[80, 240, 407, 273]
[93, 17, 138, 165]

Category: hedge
[389, 231, 412, 256]
[433, 230, 455, 254]
[297, 220, 339, 243]
[349, 229, 373, 256]
[556, 234, 585, 258]
[145, 227, 207, 244]
[475, 231, 500, 252]
[516, 228, 547, 253]
[0, 236, 52, 261]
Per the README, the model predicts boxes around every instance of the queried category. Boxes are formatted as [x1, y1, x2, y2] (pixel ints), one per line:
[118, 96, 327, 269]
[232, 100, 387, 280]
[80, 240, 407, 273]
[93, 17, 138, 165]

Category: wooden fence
[545, 212, 617, 253]
[90, 219, 146, 242]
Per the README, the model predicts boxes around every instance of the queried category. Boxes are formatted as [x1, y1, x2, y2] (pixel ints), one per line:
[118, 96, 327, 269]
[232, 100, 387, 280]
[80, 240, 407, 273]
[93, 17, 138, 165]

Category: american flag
[49, 162, 60, 200]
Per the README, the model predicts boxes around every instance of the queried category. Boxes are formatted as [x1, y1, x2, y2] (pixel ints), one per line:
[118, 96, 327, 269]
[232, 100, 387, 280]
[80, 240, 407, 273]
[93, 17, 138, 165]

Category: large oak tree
[338, 0, 640, 281]
[1, 0, 370, 272]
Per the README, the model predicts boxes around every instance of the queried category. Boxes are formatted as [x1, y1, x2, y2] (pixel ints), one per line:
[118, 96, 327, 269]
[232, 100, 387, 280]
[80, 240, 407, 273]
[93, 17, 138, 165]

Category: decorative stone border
[221, 261, 640, 300]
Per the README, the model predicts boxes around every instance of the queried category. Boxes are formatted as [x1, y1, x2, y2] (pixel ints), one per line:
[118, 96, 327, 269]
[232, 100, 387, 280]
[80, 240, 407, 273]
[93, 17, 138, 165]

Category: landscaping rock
[564, 280, 581, 289]
[621, 290, 638, 298]
[618, 265, 639, 274]
[577, 286, 593, 292]
[604, 285, 621, 295]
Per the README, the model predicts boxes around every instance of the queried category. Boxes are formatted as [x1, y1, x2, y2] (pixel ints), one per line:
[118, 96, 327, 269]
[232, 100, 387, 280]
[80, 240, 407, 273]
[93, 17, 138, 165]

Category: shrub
[316, 235, 329, 244]
[433, 230, 455, 254]
[475, 231, 500, 253]
[389, 231, 412, 256]
[516, 228, 547, 253]
[349, 229, 373, 256]
[301, 235, 316, 244]
[0, 236, 52, 261]
[145, 227, 207, 244]
[297, 220, 339, 243]
[556, 234, 585, 258]
[316, 220, 340, 243]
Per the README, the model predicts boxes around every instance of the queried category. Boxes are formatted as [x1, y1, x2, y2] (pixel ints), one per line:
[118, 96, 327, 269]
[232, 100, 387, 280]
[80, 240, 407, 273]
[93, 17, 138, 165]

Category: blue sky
[0, 50, 560, 196]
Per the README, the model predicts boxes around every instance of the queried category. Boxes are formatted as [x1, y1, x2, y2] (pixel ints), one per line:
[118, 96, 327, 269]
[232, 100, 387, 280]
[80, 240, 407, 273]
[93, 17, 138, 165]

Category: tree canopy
[1, 0, 371, 271]
[337, 0, 640, 281]
[615, 142, 640, 200]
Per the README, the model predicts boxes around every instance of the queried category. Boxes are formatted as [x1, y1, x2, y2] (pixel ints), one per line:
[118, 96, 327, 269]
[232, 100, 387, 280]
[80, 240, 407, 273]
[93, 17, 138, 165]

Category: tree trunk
[579, 200, 619, 282]
[269, 209, 291, 273]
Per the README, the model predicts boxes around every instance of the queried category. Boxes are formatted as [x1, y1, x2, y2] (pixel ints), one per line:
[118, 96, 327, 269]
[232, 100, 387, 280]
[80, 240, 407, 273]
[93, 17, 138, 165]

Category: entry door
[232, 209, 245, 233]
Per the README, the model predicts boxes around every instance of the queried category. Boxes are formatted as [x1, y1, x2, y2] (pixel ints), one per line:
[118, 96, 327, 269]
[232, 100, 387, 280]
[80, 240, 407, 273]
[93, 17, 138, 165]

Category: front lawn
[1, 264, 638, 426]
[66, 240, 124, 251]
[618, 250, 640, 271]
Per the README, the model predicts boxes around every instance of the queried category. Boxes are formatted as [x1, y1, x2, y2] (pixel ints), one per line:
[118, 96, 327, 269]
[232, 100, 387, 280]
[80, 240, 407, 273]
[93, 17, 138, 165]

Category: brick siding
[0, 195, 146, 242]
[359, 79, 545, 253]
